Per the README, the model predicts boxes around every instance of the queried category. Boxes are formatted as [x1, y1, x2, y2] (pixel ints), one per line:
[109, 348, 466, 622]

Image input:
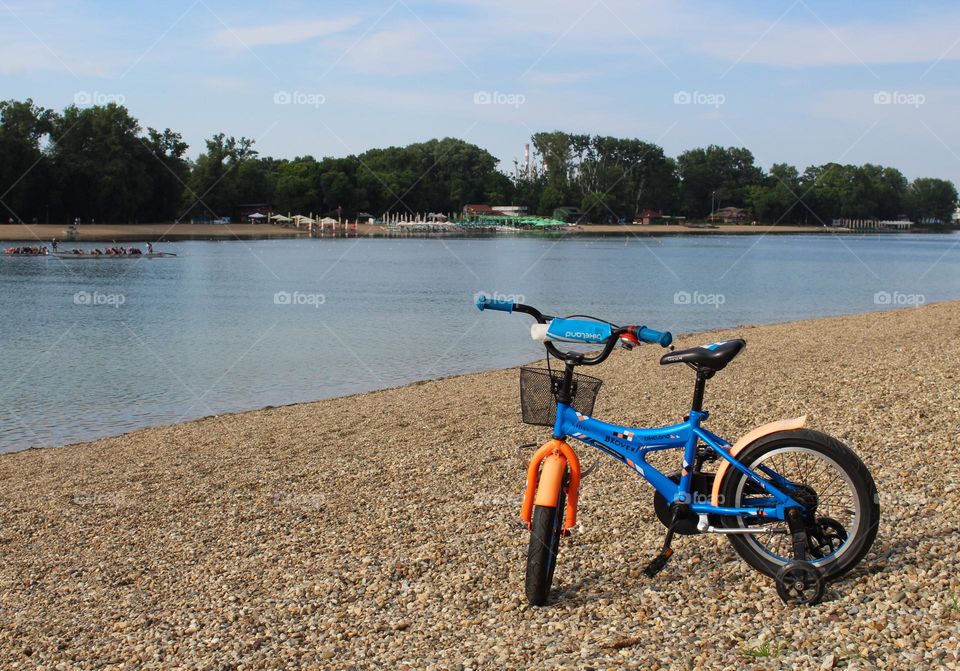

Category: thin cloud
[524, 70, 594, 86]
[338, 28, 455, 75]
[212, 17, 359, 48]
[694, 13, 960, 67]
[0, 42, 109, 77]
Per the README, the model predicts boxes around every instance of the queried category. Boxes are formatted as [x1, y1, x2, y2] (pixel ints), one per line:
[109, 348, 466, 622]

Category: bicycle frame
[551, 402, 803, 522]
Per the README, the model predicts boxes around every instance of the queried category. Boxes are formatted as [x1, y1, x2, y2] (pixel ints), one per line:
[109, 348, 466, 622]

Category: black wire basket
[519, 367, 602, 427]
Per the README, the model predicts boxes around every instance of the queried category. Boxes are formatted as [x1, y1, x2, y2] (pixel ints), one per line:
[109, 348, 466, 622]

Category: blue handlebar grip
[475, 295, 514, 312]
[637, 326, 673, 347]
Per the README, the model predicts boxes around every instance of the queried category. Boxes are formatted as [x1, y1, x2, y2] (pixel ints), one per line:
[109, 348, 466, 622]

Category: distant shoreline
[0, 222, 951, 242]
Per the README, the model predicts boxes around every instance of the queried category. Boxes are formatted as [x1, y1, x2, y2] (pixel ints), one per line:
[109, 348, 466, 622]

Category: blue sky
[3, 0, 960, 183]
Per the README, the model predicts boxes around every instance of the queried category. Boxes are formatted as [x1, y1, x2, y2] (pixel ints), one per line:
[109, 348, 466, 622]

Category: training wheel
[775, 561, 825, 606]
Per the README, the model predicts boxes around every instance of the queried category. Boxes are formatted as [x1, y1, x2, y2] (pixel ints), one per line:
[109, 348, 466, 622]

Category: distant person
[51, 238, 58, 251]
[147, 242, 154, 254]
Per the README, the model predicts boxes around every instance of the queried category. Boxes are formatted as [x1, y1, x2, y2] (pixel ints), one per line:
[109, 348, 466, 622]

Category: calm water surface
[1, 233, 958, 452]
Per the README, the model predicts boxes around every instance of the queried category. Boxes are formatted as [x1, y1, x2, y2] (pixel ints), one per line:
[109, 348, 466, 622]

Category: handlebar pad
[545, 318, 613, 344]
[475, 295, 513, 312]
[636, 325, 673, 347]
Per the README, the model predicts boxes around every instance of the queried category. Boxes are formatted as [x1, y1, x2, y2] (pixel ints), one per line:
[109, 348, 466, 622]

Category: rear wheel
[525, 486, 566, 606]
[718, 429, 879, 581]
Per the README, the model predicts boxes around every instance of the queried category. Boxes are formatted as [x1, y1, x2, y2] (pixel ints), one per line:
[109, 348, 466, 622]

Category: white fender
[711, 416, 808, 506]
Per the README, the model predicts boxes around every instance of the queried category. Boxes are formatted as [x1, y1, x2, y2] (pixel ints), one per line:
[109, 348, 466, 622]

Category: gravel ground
[1, 302, 959, 670]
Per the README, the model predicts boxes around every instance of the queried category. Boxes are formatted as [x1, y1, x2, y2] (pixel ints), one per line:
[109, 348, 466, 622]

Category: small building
[463, 204, 496, 217]
[237, 203, 272, 223]
[553, 206, 588, 224]
[635, 210, 688, 225]
[491, 205, 529, 217]
[708, 206, 750, 224]
[637, 209, 663, 224]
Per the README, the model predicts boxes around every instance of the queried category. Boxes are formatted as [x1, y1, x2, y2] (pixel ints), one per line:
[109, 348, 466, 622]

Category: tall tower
[524, 143, 530, 179]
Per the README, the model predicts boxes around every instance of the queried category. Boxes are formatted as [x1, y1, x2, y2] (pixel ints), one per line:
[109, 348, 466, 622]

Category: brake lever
[619, 332, 641, 351]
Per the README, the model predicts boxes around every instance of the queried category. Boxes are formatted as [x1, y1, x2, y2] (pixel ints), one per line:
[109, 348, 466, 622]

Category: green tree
[141, 128, 189, 221]
[274, 157, 322, 214]
[50, 103, 151, 223]
[799, 163, 906, 223]
[357, 138, 504, 214]
[182, 134, 258, 219]
[905, 177, 957, 224]
[677, 145, 763, 218]
[746, 163, 804, 224]
[0, 98, 54, 222]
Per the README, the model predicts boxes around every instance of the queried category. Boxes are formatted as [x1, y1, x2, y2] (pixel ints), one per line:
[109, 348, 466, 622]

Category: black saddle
[660, 338, 746, 372]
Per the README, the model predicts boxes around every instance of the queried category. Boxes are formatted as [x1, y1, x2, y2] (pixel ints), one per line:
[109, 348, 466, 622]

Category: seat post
[691, 369, 712, 412]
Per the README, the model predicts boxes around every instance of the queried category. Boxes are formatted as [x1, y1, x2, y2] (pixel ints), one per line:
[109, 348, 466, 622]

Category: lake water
[1, 233, 958, 453]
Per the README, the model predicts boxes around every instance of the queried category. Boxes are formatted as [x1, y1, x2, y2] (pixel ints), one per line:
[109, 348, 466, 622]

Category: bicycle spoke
[734, 446, 860, 565]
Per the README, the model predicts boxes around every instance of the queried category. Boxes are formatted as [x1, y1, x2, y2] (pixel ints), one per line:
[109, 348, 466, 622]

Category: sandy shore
[1, 222, 851, 243]
[564, 223, 834, 235]
[0, 224, 305, 242]
[1, 303, 959, 669]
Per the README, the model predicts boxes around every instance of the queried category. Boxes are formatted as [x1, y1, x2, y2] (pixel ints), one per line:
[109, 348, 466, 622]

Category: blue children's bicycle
[476, 297, 879, 606]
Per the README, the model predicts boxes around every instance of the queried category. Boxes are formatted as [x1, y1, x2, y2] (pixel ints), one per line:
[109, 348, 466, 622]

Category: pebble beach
[1, 302, 959, 670]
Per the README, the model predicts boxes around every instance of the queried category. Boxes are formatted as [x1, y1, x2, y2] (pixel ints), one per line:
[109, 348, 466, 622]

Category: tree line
[1, 99, 956, 226]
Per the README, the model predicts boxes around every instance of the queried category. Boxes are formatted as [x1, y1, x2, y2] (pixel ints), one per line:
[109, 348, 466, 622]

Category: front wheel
[525, 487, 566, 606]
[718, 429, 879, 581]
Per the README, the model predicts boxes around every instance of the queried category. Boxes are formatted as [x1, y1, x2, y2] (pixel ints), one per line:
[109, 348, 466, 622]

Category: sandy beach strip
[0, 224, 305, 242]
[0, 222, 859, 243]
[1, 302, 958, 669]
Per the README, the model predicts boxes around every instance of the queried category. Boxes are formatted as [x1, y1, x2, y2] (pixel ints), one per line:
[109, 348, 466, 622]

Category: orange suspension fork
[520, 439, 582, 532]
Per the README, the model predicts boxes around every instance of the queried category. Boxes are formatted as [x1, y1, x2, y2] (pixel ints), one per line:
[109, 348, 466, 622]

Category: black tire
[718, 429, 879, 581]
[525, 488, 566, 606]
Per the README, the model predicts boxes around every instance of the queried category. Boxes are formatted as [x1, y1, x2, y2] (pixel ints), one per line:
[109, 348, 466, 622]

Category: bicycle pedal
[642, 548, 674, 578]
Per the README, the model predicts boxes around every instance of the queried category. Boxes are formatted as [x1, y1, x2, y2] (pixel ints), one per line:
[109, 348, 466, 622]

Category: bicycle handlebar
[475, 299, 672, 365]
[635, 326, 673, 347]
[475, 295, 514, 312]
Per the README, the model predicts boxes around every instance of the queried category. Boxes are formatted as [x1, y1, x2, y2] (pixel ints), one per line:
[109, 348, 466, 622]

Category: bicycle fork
[521, 439, 582, 533]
